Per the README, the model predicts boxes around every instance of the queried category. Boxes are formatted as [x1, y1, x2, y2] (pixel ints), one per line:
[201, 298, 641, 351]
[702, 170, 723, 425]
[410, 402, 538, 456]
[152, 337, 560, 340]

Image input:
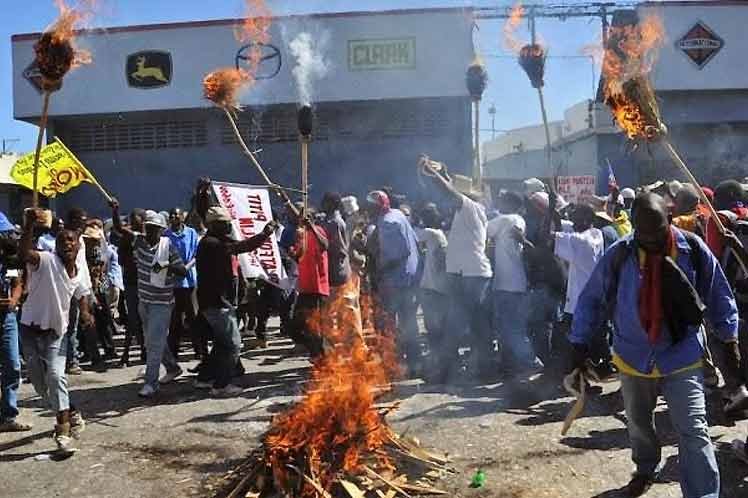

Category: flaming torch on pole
[297, 105, 313, 213]
[466, 59, 488, 186]
[31, 0, 93, 207]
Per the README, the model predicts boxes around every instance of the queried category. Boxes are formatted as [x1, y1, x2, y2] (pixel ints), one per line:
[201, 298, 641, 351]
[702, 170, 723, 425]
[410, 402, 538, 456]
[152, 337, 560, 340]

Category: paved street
[1, 324, 747, 498]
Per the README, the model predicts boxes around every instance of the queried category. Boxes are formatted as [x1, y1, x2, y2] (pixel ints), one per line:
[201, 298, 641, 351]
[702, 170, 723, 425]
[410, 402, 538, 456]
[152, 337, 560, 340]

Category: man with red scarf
[569, 193, 739, 498]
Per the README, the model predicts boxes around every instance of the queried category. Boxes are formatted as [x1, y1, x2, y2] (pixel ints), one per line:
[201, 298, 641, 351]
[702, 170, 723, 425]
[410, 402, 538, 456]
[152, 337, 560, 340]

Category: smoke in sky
[289, 31, 330, 105]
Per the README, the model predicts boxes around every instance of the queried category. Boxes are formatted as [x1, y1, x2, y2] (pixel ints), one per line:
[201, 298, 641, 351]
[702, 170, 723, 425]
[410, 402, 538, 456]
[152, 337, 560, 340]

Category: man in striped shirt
[111, 201, 186, 398]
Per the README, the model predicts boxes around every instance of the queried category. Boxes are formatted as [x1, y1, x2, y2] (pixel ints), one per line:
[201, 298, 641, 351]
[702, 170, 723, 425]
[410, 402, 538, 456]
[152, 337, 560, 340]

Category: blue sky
[1, 0, 613, 153]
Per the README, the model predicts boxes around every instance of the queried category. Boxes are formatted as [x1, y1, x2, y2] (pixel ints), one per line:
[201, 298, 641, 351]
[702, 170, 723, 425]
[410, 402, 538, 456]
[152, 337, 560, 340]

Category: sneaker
[624, 473, 656, 497]
[210, 384, 244, 397]
[159, 368, 183, 385]
[193, 379, 213, 390]
[66, 364, 83, 375]
[134, 368, 146, 380]
[0, 419, 33, 432]
[732, 439, 748, 465]
[138, 384, 157, 398]
[725, 386, 748, 413]
[70, 411, 86, 439]
[54, 423, 78, 454]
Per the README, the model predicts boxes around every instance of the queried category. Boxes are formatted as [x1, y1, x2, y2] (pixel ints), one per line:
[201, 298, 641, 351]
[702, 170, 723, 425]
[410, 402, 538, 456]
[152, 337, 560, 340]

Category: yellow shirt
[612, 353, 702, 378]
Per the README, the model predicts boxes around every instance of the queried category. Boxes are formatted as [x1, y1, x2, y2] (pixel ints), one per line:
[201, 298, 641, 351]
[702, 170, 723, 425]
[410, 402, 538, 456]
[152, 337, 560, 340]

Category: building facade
[12, 9, 475, 215]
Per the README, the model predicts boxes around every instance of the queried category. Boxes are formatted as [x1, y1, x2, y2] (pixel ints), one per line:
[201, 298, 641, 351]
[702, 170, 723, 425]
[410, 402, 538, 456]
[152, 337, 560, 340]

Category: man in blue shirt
[365, 191, 420, 375]
[165, 208, 203, 363]
[570, 193, 739, 498]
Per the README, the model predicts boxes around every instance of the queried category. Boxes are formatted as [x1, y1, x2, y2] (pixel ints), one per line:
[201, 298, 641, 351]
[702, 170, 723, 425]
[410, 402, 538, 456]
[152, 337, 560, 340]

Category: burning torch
[203, 68, 299, 217]
[297, 105, 313, 213]
[466, 60, 488, 186]
[31, 3, 93, 207]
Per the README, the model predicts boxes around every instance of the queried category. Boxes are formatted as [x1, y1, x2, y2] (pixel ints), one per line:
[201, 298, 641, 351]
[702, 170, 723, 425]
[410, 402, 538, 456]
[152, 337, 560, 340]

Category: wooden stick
[363, 466, 413, 498]
[301, 137, 310, 212]
[31, 91, 52, 207]
[537, 86, 553, 177]
[223, 107, 299, 217]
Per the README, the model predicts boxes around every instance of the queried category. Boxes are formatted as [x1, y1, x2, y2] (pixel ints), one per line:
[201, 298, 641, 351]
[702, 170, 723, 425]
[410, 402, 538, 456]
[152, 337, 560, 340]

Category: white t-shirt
[554, 227, 604, 314]
[76, 235, 92, 294]
[446, 195, 492, 278]
[418, 228, 449, 294]
[21, 251, 88, 337]
[486, 214, 528, 293]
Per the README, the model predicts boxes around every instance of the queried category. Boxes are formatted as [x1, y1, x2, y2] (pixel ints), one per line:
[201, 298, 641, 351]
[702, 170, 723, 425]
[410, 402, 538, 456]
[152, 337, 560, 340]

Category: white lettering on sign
[348, 38, 416, 71]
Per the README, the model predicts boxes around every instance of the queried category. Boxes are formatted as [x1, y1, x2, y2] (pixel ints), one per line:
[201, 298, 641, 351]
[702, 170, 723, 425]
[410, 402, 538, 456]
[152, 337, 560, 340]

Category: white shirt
[418, 228, 449, 294]
[76, 235, 92, 294]
[554, 226, 604, 314]
[446, 195, 492, 278]
[486, 214, 528, 293]
[21, 252, 88, 337]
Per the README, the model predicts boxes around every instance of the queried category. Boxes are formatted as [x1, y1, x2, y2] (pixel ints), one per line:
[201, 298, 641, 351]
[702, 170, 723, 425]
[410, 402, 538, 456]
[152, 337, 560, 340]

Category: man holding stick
[570, 193, 739, 498]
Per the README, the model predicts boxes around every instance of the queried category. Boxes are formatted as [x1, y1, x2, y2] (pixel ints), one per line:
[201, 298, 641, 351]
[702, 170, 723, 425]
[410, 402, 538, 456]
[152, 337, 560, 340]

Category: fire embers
[34, 0, 93, 92]
[601, 14, 666, 141]
[466, 60, 489, 101]
[202, 68, 250, 111]
[519, 44, 546, 89]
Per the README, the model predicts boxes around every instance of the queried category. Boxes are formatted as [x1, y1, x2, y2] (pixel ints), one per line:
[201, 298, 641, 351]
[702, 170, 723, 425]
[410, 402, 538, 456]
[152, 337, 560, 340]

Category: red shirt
[296, 227, 330, 296]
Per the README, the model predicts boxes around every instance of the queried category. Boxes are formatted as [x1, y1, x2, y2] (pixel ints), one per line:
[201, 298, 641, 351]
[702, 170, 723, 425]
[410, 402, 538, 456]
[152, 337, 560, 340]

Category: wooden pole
[473, 99, 482, 186]
[537, 86, 553, 175]
[301, 137, 309, 212]
[31, 91, 52, 207]
[223, 108, 299, 217]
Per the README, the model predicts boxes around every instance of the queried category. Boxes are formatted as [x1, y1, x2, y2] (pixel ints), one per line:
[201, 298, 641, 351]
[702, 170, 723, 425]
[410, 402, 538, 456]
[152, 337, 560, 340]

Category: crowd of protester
[1, 172, 748, 497]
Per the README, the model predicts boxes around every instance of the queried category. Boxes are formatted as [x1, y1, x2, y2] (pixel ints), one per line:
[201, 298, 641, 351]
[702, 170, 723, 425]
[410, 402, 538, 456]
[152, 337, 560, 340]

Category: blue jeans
[20, 325, 69, 412]
[139, 302, 179, 390]
[420, 289, 448, 342]
[202, 307, 242, 389]
[440, 274, 491, 364]
[378, 285, 420, 362]
[620, 369, 719, 498]
[493, 291, 541, 370]
[0, 311, 21, 421]
[527, 285, 561, 365]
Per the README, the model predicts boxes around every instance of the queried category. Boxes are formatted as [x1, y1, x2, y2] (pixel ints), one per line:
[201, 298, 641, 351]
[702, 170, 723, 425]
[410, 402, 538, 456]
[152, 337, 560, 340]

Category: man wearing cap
[621, 187, 636, 217]
[0, 212, 32, 433]
[111, 202, 186, 398]
[426, 173, 493, 381]
[365, 190, 420, 372]
[195, 206, 276, 396]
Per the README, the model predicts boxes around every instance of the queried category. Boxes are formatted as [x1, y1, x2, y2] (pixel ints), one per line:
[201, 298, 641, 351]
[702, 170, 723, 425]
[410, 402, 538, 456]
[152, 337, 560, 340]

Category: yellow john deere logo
[126, 51, 172, 89]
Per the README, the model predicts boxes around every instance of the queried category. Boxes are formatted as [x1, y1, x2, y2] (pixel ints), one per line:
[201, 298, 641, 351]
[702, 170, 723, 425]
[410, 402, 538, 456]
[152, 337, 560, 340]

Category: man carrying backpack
[569, 193, 739, 498]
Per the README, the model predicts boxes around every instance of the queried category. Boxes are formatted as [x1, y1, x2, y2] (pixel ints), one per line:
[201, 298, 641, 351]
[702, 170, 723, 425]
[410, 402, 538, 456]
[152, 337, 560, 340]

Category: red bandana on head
[638, 226, 676, 345]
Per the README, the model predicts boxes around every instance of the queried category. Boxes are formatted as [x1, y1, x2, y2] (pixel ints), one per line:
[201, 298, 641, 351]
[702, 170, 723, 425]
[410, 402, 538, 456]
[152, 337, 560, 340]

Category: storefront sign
[348, 38, 416, 70]
[126, 51, 172, 88]
[677, 21, 724, 70]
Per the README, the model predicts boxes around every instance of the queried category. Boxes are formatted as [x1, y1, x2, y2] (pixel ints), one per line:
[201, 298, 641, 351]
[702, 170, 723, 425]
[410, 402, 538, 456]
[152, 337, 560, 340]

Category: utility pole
[488, 103, 497, 140]
[1, 139, 20, 155]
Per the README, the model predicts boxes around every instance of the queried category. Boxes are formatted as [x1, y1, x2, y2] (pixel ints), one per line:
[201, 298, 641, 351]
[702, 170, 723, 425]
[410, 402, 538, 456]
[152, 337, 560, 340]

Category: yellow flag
[10, 138, 94, 198]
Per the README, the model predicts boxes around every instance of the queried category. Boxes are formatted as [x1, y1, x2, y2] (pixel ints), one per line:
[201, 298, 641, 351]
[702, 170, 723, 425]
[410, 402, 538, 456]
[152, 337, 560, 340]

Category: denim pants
[66, 298, 80, 366]
[439, 274, 491, 364]
[0, 311, 21, 421]
[139, 301, 179, 390]
[620, 369, 719, 498]
[201, 307, 242, 389]
[420, 289, 448, 343]
[527, 285, 560, 365]
[378, 285, 420, 362]
[123, 284, 144, 358]
[20, 324, 69, 412]
[493, 291, 541, 369]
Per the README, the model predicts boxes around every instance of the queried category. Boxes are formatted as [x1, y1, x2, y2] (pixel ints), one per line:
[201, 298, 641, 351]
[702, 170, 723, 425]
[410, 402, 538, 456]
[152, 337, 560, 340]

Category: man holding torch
[569, 193, 739, 498]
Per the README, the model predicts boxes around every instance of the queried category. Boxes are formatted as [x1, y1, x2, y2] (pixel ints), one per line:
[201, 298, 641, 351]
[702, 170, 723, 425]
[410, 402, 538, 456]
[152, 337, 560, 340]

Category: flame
[601, 15, 666, 140]
[264, 275, 402, 495]
[35, 0, 94, 89]
[204, 0, 271, 110]
[202, 68, 251, 110]
[503, 2, 525, 54]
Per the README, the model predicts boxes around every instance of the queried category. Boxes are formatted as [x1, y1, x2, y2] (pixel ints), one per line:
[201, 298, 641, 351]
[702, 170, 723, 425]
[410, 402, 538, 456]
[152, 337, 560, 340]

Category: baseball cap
[621, 188, 636, 200]
[366, 191, 391, 211]
[144, 210, 167, 229]
[205, 207, 232, 224]
[523, 178, 546, 194]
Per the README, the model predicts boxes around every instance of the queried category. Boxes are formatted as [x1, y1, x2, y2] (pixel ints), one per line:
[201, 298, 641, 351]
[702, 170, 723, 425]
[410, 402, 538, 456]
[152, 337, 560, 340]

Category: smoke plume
[289, 31, 330, 106]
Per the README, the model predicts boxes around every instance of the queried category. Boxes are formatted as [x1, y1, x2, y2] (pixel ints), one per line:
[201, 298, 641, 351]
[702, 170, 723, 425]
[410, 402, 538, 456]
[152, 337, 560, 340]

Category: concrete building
[12, 8, 475, 215]
[484, 0, 748, 195]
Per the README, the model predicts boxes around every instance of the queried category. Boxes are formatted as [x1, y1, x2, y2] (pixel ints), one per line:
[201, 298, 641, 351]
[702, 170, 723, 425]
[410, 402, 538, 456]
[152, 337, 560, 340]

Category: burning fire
[503, 2, 526, 54]
[264, 278, 402, 495]
[202, 68, 251, 111]
[601, 15, 667, 140]
[35, 0, 93, 91]
[204, 0, 271, 110]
